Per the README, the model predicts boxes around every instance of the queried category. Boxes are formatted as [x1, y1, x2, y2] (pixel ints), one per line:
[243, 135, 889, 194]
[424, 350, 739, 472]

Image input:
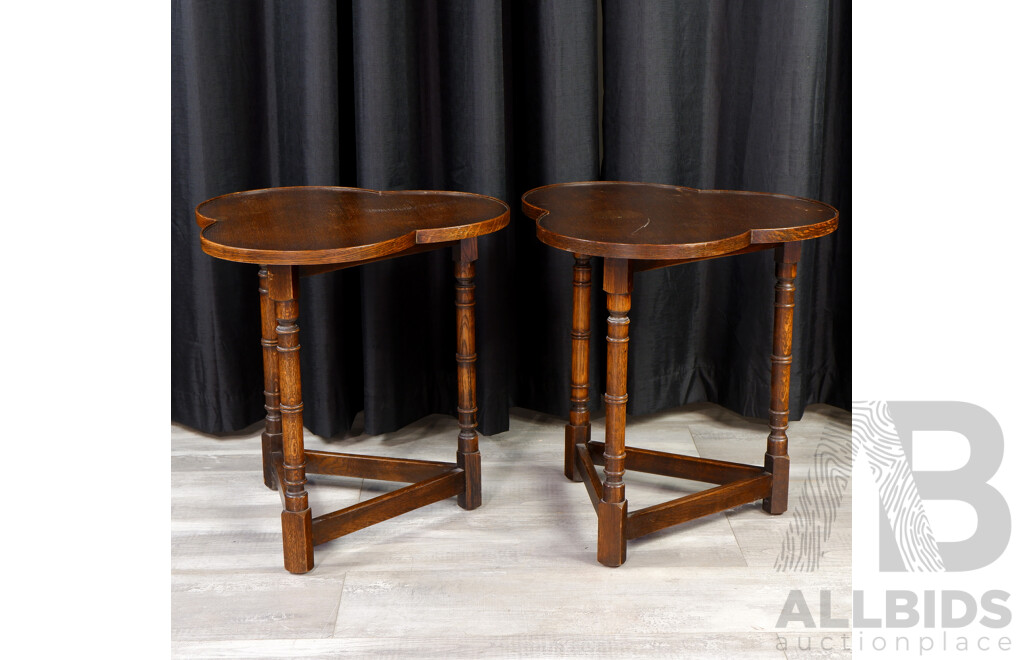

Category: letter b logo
[854, 401, 1010, 572]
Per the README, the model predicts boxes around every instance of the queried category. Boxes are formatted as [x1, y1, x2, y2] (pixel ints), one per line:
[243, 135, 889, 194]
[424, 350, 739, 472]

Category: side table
[522, 181, 838, 567]
[196, 186, 509, 573]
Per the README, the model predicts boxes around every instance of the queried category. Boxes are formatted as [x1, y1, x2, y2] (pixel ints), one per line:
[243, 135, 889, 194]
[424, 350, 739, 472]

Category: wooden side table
[196, 186, 509, 573]
[522, 181, 838, 567]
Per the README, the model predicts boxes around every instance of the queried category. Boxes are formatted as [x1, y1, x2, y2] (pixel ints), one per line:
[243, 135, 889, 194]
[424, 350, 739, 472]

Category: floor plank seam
[723, 512, 751, 569]
[326, 572, 347, 637]
[171, 406, 851, 653]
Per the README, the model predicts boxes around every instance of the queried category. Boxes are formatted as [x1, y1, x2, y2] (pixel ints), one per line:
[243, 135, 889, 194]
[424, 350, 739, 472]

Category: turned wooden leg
[598, 258, 632, 567]
[764, 242, 800, 514]
[565, 254, 592, 482]
[267, 265, 314, 573]
[454, 238, 481, 510]
[258, 267, 283, 490]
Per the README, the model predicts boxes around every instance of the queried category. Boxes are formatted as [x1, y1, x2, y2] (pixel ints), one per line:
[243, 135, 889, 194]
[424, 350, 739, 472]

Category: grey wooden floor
[172, 403, 851, 659]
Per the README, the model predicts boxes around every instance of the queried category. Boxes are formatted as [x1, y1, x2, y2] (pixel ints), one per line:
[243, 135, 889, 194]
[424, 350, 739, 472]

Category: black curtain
[171, 0, 850, 438]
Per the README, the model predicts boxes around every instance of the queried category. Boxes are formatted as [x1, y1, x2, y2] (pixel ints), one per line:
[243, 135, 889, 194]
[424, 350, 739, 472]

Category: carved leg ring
[268, 265, 314, 573]
[764, 243, 800, 514]
[565, 254, 592, 481]
[454, 240, 481, 510]
[258, 267, 283, 490]
[598, 258, 631, 567]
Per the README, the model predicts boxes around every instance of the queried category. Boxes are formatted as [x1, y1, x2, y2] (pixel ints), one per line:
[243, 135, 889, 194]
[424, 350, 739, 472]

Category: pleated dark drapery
[171, 0, 850, 438]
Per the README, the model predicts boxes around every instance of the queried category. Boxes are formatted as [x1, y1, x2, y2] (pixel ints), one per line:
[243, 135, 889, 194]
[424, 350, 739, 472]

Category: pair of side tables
[195, 183, 837, 573]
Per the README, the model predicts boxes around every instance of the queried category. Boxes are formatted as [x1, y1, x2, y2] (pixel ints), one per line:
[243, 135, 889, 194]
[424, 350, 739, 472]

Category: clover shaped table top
[522, 181, 837, 260]
[196, 186, 510, 265]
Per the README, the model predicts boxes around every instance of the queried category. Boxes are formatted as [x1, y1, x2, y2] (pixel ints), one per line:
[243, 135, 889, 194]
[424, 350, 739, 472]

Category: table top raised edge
[521, 181, 838, 261]
[196, 186, 510, 265]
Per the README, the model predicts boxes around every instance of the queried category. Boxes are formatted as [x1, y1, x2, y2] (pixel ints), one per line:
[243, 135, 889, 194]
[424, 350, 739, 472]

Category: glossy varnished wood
[304, 450, 458, 483]
[258, 267, 283, 490]
[197, 186, 509, 264]
[310, 471, 465, 546]
[524, 181, 836, 567]
[522, 181, 836, 260]
[266, 265, 313, 573]
[763, 243, 800, 514]
[586, 442, 766, 485]
[565, 255, 592, 481]
[453, 239, 482, 510]
[598, 258, 632, 566]
[196, 187, 508, 573]
[626, 475, 774, 540]
[575, 443, 603, 511]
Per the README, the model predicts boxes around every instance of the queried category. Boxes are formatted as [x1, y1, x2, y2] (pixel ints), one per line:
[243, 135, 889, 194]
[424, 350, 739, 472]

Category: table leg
[268, 265, 314, 573]
[598, 258, 632, 567]
[454, 239, 481, 510]
[764, 242, 800, 514]
[258, 267, 283, 490]
[565, 254, 592, 482]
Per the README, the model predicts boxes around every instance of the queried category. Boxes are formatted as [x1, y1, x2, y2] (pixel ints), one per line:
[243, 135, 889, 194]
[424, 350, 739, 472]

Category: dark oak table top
[197, 186, 510, 265]
[522, 181, 837, 260]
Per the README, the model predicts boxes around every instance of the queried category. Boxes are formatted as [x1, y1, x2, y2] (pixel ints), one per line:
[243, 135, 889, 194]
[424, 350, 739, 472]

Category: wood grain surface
[522, 181, 837, 259]
[197, 186, 509, 264]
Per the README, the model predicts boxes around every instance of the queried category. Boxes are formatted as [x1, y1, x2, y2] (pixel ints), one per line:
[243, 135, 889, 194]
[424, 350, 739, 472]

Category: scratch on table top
[631, 217, 651, 234]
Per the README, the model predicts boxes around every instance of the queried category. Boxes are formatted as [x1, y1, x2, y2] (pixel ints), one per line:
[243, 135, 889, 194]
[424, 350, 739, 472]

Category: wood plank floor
[172, 404, 852, 659]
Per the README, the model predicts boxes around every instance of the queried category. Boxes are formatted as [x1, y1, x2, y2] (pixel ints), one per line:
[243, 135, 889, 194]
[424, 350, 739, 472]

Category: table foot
[457, 449, 481, 510]
[281, 508, 314, 574]
[763, 453, 790, 514]
[598, 500, 628, 567]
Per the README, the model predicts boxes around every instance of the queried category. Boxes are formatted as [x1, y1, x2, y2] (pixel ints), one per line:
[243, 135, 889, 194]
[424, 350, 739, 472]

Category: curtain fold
[509, 0, 601, 414]
[171, 0, 850, 438]
[600, 0, 848, 419]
